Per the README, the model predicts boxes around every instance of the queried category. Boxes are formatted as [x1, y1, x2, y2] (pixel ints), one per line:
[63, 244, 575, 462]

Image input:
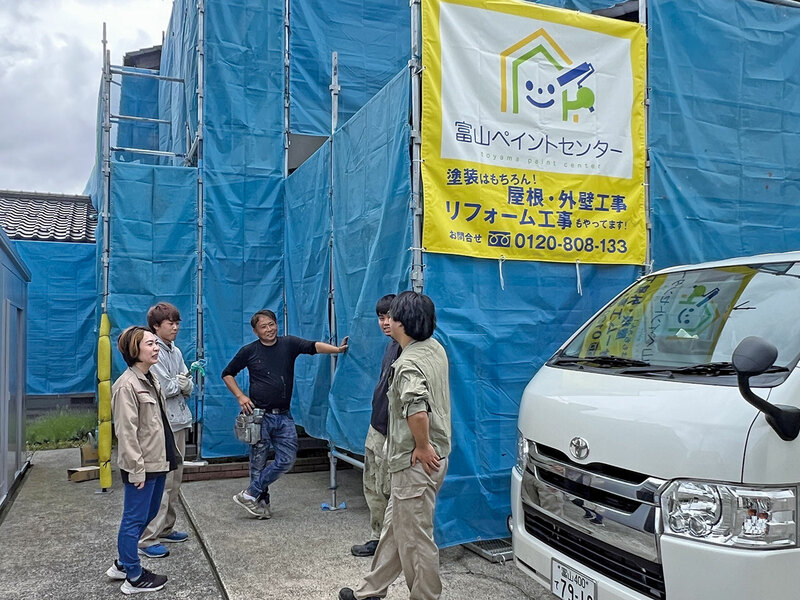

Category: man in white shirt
[138, 302, 194, 558]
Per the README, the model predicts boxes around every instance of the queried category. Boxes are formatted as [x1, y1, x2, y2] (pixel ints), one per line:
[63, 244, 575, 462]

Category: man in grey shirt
[138, 302, 194, 558]
[340, 291, 451, 600]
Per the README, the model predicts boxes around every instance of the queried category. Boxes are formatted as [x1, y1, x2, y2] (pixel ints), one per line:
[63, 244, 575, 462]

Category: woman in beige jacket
[104, 326, 178, 595]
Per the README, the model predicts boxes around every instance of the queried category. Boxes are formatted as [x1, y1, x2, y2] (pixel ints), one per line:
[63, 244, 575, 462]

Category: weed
[26, 409, 97, 451]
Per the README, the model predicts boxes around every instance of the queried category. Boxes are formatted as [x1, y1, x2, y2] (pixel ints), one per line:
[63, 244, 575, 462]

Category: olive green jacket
[386, 337, 452, 474]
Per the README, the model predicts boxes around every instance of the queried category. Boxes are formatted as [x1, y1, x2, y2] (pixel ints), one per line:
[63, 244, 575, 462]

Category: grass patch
[26, 409, 97, 450]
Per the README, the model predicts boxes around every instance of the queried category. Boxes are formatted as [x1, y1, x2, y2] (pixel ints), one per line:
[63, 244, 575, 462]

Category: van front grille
[537, 469, 643, 513]
[524, 505, 666, 600]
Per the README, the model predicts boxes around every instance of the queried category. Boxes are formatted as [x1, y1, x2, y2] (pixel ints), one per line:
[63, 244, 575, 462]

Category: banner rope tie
[575, 259, 583, 296]
[498, 255, 506, 291]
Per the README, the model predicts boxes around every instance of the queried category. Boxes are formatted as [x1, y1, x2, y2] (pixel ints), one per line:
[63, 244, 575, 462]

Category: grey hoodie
[150, 337, 194, 431]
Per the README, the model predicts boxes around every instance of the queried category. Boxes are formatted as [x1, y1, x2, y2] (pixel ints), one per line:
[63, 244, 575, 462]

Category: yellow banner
[421, 0, 647, 264]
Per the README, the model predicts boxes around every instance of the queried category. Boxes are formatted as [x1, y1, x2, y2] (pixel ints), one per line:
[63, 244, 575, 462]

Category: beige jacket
[112, 366, 172, 484]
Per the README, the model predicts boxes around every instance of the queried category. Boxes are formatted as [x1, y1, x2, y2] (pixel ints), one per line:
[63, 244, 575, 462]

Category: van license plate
[551, 559, 597, 600]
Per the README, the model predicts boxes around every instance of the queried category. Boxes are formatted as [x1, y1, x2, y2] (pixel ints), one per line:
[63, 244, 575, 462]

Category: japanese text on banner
[421, 0, 647, 265]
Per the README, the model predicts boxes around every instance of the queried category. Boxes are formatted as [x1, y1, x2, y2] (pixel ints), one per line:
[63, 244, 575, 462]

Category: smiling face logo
[526, 81, 556, 108]
[500, 28, 596, 123]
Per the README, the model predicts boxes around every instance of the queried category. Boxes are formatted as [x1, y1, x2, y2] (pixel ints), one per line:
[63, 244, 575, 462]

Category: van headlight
[661, 480, 797, 548]
[515, 430, 529, 475]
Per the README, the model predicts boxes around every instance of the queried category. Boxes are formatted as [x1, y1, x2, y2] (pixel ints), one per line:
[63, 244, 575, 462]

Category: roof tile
[0, 190, 97, 243]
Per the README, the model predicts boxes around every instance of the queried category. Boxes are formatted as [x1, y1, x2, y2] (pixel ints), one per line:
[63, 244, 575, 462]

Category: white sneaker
[105, 559, 126, 580]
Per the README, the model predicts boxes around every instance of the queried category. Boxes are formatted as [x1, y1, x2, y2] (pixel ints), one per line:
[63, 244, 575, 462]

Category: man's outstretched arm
[315, 336, 349, 355]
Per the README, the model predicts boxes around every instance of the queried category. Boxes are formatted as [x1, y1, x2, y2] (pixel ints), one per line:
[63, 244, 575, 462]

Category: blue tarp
[327, 70, 413, 451]
[289, 0, 411, 135]
[106, 163, 198, 384]
[13, 241, 96, 395]
[199, 0, 287, 458]
[648, 0, 800, 268]
[284, 142, 334, 438]
[158, 0, 199, 162]
[532, 0, 623, 12]
[116, 67, 160, 165]
[425, 256, 640, 544]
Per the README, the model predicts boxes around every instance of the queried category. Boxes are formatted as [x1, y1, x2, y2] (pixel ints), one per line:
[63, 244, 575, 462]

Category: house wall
[0, 229, 29, 510]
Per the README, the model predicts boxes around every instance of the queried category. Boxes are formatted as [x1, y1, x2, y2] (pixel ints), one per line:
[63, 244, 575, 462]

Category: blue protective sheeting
[284, 142, 333, 438]
[289, 0, 411, 135]
[648, 0, 800, 269]
[532, 0, 623, 12]
[326, 70, 413, 452]
[196, 173, 286, 458]
[107, 163, 198, 381]
[425, 255, 640, 544]
[158, 0, 199, 162]
[13, 241, 97, 395]
[199, 0, 287, 458]
[116, 68, 160, 165]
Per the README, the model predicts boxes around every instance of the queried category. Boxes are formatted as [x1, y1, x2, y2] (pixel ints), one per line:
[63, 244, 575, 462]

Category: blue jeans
[118, 475, 166, 579]
[247, 413, 298, 505]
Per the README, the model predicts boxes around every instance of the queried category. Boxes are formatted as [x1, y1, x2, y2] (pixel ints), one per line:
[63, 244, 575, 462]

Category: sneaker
[350, 539, 379, 557]
[158, 530, 189, 543]
[233, 490, 271, 519]
[338, 587, 380, 600]
[138, 544, 170, 558]
[105, 559, 126, 580]
[258, 499, 273, 520]
[120, 568, 167, 594]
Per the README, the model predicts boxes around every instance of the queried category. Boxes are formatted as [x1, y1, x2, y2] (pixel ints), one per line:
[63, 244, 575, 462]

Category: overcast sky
[0, 0, 173, 195]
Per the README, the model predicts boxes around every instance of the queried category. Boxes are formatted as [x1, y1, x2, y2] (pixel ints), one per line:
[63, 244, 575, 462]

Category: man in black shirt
[222, 309, 348, 518]
[351, 294, 401, 557]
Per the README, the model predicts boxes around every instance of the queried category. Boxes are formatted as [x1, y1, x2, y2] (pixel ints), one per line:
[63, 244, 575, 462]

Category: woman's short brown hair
[118, 326, 149, 367]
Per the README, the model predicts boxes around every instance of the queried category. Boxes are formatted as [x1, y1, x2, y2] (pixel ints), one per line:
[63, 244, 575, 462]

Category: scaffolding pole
[99, 22, 200, 457]
[329, 52, 340, 389]
[324, 51, 346, 512]
[410, 0, 424, 293]
[282, 0, 291, 333]
[101, 24, 112, 312]
[110, 146, 184, 158]
[111, 114, 171, 125]
[109, 66, 185, 83]
[194, 0, 207, 457]
[97, 23, 114, 493]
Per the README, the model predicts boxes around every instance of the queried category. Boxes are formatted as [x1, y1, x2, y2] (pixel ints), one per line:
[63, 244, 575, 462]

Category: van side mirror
[732, 336, 778, 377]
[732, 337, 800, 441]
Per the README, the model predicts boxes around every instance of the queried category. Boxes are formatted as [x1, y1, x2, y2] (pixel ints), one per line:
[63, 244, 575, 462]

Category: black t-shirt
[370, 340, 402, 436]
[221, 336, 317, 410]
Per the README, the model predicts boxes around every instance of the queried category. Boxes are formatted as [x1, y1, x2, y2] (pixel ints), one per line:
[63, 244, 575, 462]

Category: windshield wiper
[672, 361, 737, 375]
[637, 362, 791, 376]
[552, 355, 650, 368]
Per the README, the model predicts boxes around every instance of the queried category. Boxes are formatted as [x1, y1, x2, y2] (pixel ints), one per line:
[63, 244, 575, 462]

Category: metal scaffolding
[97, 18, 203, 484]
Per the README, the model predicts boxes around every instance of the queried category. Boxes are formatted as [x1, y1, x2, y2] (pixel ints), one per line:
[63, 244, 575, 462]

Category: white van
[511, 251, 800, 600]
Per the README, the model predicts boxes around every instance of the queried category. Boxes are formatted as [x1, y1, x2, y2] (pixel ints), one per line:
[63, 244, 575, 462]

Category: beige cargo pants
[363, 425, 391, 540]
[355, 457, 449, 600]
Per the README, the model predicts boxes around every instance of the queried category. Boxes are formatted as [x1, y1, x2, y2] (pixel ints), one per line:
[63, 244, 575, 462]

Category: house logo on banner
[500, 28, 595, 125]
[421, 0, 647, 265]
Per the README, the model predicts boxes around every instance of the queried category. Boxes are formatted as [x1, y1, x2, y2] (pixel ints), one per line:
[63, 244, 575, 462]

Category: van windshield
[556, 261, 800, 376]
